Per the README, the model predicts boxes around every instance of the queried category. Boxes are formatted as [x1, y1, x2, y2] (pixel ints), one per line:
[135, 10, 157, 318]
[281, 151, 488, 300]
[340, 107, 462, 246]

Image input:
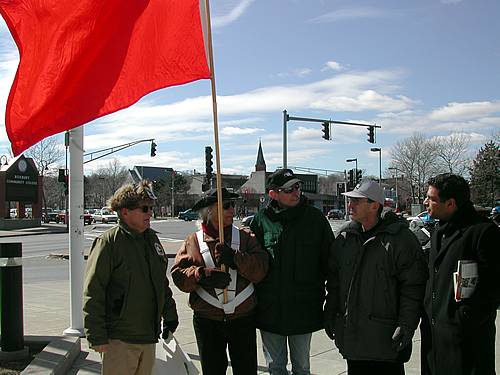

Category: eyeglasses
[137, 205, 154, 213]
[222, 201, 235, 210]
[278, 183, 301, 194]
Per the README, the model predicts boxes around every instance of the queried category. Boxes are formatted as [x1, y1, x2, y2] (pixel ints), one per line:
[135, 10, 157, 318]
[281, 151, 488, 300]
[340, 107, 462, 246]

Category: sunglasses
[278, 183, 302, 194]
[137, 205, 154, 213]
[222, 201, 235, 210]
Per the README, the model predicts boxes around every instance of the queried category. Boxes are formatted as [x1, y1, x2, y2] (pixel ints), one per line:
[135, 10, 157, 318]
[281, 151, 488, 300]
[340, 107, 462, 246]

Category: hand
[162, 320, 179, 338]
[215, 243, 237, 269]
[324, 319, 335, 340]
[391, 325, 413, 352]
[197, 267, 231, 289]
[92, 344, 108, 353]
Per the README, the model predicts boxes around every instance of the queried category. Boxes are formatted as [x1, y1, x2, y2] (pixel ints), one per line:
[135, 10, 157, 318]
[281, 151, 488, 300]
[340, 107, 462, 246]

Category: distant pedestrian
[250, 168, 335, 375]
[83, 180, 178, 375]
[420, 173, 500, 375]
[326, 179, 427, 375]
[171, 188, 268, 375]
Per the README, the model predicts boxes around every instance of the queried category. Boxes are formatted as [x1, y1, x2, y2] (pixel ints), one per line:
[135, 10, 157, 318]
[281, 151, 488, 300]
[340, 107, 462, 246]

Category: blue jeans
[260, 330, 312, 375]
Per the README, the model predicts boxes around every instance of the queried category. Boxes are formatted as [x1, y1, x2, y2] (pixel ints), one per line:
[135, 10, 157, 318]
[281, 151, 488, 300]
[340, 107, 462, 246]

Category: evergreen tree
[469, 140, 499, 207]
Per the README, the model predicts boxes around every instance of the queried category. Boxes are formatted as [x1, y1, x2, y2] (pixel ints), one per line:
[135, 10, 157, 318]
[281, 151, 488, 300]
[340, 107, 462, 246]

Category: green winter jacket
[83, 222, 177, 346]
[250, 197, 335, 335]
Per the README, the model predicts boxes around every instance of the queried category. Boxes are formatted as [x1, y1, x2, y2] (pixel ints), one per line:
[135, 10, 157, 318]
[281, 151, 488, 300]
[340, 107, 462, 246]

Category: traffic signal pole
[282, 110, 380, 167]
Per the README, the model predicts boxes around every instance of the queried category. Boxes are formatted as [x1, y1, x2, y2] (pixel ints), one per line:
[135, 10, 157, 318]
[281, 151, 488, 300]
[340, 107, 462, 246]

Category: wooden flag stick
[203, 0, 227, 303]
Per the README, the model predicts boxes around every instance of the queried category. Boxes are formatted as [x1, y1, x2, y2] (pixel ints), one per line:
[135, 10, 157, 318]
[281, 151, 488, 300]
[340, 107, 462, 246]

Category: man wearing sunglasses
[171, 187, 269, 375]
[250, 168, 335, 375]
[326, 179, 427, 375]
[83, 180, 178, 375]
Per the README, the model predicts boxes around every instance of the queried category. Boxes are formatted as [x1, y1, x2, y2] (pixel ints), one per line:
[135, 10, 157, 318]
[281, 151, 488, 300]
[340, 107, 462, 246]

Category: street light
[388, 167, 402, 211]
[370, 148, 382, 186]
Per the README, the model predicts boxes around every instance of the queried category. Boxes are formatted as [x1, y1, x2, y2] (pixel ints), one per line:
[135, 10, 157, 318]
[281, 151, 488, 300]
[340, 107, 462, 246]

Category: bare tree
[85, 159, 129, 207]
[24, 136, 65, 212]
[390, 133, 439, 204]
[24, 135, 64, 174]
[431, 132, 471, 175]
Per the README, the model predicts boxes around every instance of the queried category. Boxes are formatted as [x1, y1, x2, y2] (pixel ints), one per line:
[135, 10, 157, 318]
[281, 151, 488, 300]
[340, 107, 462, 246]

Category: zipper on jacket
[344, 235, 376, 323]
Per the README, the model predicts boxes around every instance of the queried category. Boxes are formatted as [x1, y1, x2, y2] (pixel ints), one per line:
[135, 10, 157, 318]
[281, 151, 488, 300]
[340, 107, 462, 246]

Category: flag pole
[203, 0, 228, 302]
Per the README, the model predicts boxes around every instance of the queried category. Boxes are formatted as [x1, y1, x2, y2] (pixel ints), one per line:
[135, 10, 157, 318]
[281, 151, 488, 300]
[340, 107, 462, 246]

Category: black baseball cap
[267, 168, 302, 190]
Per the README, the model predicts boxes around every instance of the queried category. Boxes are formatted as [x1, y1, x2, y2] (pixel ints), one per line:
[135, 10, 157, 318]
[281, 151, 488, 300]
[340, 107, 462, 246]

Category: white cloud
[322, 60, 344, 71]
[428, 101, 500, 121]
[309, 7, 388, 23]
[212, 0, 255, 28]
[221, 126, 263, 136]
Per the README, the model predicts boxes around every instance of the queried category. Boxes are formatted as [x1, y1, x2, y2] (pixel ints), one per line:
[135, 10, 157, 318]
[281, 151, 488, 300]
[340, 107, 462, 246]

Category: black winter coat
[250, 197, 335, 335]
[421, 203, 500, 375]
[328, 211, 427, 362]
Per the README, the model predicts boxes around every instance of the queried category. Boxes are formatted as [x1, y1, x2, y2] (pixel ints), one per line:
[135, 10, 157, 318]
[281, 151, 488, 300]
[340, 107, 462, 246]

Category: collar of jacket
[438, 202, 485, 235]
[201, 224, 233, 243]
[265, 196, 306, 223]
[118, 220, 156, 239]
[340, 210, 408, 237]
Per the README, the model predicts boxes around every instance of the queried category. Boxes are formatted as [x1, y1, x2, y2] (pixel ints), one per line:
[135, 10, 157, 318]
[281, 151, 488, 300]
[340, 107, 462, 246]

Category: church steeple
[255, 140, 266, 172]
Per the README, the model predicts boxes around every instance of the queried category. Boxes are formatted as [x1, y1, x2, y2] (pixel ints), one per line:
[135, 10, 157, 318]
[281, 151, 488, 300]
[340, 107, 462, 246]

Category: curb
[22, 336, 81, 375]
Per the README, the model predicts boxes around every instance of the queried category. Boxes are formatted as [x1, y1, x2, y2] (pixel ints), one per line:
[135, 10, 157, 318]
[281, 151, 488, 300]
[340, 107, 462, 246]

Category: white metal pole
[63, 125, 85, 337]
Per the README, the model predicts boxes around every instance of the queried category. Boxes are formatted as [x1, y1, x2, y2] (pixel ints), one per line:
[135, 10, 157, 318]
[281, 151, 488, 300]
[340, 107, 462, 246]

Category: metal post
[0, 243, 27, 357]
[171, 171, 175, 218]
[64, 126, 84, 337]
[379, 151, 382, 186]
[283, 109, 288, 169]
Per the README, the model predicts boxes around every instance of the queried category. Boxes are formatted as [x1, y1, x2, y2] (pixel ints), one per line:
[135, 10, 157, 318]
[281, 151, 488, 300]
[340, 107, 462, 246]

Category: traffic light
[150, 141, 157, 157]
[337, 183, 345, 197]
[321, 122, 330, 140]
[348, 169, 354, 185]
[205, 146, 213, 183]
[58, 168, 65, 182]
[64, 175, 69, 196]
[356, 169, 362, 183]
[367, 126, 375, 143]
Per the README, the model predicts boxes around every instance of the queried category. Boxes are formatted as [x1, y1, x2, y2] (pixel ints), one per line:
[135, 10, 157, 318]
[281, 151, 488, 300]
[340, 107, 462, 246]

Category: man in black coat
[421, 173, 500, 375]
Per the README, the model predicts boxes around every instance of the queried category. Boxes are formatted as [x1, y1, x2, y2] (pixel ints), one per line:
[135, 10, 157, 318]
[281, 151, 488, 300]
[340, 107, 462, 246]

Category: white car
[92, 207, 118, 223]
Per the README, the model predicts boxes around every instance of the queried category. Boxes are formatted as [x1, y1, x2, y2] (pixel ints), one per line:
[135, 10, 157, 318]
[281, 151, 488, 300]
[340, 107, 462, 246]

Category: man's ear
[445, 197, 457, 212]
[268, 190, 278, 200]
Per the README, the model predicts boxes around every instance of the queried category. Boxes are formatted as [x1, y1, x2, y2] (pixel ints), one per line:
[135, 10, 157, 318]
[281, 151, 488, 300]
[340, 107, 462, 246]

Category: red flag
[0, 0, 211, 155]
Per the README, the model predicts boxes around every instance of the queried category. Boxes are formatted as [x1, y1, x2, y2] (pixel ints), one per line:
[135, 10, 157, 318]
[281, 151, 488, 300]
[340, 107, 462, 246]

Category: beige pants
[102, 339, 155, 375]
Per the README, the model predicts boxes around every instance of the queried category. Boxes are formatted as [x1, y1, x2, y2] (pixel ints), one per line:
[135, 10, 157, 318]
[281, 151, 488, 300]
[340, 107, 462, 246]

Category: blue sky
[1, 0, 499, 178]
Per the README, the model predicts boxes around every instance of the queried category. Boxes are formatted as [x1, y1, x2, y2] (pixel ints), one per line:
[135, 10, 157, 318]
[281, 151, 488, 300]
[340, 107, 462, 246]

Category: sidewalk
[22, 264, 500, 375]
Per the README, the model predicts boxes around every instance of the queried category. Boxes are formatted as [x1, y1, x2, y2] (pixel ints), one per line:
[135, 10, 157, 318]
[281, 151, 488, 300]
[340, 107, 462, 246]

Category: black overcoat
[421, 203, 500, 375]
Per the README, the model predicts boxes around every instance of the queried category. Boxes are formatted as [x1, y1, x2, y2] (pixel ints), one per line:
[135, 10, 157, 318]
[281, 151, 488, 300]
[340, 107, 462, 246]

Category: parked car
[56, 211, 67, 224]
[407, 211, 437, 230]
[327, 209, 344, 220]
[92, 207, 118, 224]
[241, 214, 255, 228]
[42, 208, 59, 223]
[83, 210, 94, 225]
[178, 209, 198, 221]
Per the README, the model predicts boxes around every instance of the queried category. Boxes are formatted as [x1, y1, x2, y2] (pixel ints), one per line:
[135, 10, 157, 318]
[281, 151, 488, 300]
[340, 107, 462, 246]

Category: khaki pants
[102, 339, 155, 375]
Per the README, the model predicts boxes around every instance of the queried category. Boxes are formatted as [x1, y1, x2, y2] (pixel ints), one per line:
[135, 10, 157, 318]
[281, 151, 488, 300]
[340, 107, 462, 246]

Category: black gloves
[324, 319, 335, 340]
[162, 320, 179, 338]
[214, 243, 237, 269]
[391, 325, 413, 352]
[197, 267, 231, 289]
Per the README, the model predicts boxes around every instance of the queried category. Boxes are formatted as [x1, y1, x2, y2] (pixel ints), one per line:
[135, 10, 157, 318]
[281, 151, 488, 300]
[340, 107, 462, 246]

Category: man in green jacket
[83, 180, 178, 375]
[250, 168, 335, 375]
